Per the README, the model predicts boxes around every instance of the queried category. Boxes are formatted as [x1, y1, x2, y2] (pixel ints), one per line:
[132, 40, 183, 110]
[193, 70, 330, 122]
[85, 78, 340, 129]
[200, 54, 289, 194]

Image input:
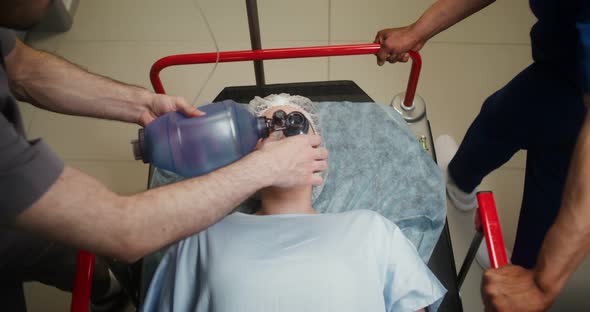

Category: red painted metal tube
[71, 44, 422, 312]
[477, 191, 509, 269]
[71, 251, 95, 312]
[149, 43, 422, 107]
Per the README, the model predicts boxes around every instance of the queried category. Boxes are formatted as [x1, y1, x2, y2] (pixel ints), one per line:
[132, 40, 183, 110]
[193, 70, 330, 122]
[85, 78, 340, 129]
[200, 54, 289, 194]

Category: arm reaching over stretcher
[481, 95, 590, 311]
[373, 0, 495, 65]
[0, 34, 329, 263]
[10, 133, 327, 263]
[5, 38, 204, 127]
[481, 13, 590, 312]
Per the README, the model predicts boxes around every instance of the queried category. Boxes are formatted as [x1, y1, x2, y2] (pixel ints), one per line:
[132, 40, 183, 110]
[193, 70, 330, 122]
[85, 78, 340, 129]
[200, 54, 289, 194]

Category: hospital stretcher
[71, 44, 509, 312]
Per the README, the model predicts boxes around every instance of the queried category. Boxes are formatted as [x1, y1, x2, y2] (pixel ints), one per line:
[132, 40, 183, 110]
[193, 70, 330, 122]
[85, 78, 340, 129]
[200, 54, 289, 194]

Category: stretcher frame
[70, 43, 508, 312]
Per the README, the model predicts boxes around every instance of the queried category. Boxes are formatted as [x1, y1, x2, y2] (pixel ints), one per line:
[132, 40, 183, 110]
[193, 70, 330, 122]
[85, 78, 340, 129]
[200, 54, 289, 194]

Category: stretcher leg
[457, 231, 484, 289]
[71, 250, 94, 312]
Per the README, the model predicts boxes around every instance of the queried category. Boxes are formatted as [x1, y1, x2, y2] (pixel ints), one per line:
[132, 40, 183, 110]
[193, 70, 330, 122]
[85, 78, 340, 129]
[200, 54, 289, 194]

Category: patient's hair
[249, 93, 321, 137]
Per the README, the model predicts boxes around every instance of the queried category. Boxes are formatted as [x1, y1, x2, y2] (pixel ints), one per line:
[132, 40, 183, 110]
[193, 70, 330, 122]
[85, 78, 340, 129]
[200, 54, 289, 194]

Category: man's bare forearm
[16, 151, 271, 262]
[124, 151, 272, 259]
[534, 96, 590, 299]
[411, 0, 495, 42]
[6, 39, 153, 124]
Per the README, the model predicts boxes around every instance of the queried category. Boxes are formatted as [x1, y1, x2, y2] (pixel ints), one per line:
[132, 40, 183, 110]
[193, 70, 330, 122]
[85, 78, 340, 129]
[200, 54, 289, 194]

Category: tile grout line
[328, 39, 532, 48]
[44, 38, 530, 49]
[54, 39, 336, 44]
[327, 0, 332, 80]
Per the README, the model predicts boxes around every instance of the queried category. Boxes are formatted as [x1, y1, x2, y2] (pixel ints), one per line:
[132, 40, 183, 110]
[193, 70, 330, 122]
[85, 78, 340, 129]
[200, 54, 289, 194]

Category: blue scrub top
[529, 0, 590, 93]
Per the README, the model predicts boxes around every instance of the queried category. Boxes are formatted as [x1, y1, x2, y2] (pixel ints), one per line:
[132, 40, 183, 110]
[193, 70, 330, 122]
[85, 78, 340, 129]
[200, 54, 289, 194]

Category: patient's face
[257, 105, 315, 203]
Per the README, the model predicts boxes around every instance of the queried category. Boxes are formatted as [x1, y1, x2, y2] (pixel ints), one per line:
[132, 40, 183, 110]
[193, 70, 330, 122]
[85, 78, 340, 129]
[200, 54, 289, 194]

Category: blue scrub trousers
[448, 62, 586, 268]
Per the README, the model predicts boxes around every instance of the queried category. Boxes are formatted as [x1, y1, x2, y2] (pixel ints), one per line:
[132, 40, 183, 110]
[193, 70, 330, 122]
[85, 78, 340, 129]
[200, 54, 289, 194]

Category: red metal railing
[71, 251, 95, 312]
[149, 43, 422, 107]
[71, 44, 508, 311]
[477, 191, 509, 268]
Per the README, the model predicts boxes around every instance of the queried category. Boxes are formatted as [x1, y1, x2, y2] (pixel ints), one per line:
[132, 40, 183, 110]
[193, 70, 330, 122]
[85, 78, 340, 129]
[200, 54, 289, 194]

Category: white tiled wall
[19, 0, 588, 311]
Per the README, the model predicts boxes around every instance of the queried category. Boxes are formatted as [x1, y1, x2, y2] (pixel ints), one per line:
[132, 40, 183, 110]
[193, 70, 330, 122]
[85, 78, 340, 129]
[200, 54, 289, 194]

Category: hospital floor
[20, 0, 590, 311]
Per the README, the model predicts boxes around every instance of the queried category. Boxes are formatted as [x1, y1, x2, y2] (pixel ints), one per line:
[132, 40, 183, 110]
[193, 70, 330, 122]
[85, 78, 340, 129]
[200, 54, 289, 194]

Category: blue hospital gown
[142, 210, 446, 312]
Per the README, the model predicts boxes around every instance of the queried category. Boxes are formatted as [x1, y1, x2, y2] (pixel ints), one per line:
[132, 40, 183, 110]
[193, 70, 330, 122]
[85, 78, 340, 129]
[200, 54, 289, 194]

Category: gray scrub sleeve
[0, 28, 16, 57]
[0, 114, 64, 219]
[0, 28, 65, 219]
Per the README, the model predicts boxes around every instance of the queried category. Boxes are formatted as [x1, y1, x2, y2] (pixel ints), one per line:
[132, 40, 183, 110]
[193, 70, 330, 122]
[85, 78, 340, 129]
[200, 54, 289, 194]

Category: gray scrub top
[0, 28, 63, 220]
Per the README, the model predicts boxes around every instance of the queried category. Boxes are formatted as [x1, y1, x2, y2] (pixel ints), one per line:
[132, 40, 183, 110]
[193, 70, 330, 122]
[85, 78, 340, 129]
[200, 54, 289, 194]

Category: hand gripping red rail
[149, 43, 422, 108]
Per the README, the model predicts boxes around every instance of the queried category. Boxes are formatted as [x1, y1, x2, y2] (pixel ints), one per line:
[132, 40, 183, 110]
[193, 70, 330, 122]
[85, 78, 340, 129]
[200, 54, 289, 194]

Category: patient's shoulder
[345, 208, 382, 218]
[344, 210, 410, 257]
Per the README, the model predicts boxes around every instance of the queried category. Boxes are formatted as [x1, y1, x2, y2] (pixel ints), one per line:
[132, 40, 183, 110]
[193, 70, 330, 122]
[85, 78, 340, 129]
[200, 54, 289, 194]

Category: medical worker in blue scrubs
[374, 0, 590, 310]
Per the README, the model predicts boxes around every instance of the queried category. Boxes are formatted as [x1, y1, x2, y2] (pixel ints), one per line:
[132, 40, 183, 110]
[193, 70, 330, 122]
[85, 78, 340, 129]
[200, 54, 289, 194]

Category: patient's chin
[258, 186, 280, 199]
[255, 187, 276, 203]
[258, 186, 294, 202]
[259, 185, 313, 202]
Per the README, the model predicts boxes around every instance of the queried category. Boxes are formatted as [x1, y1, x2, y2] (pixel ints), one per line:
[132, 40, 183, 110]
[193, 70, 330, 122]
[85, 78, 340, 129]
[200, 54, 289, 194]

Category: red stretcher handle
[71, 250, 95, 312]
[149, 43, 422, 107]
[476, 191, 509, 269]
[71, 44, 422, 312]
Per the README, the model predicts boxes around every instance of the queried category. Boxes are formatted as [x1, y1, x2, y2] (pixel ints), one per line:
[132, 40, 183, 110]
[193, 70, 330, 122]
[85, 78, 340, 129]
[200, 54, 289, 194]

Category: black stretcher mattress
[211, 80, 463, 312]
